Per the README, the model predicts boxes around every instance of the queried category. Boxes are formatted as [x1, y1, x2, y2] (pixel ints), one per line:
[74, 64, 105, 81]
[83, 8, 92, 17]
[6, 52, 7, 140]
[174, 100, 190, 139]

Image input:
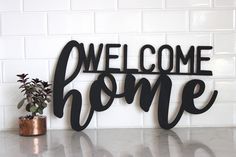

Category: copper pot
[19, 116, 47, 136]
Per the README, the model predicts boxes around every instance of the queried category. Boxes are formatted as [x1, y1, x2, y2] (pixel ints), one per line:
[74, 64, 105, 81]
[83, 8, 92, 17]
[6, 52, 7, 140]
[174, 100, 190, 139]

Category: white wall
[0, 0, 236, 130]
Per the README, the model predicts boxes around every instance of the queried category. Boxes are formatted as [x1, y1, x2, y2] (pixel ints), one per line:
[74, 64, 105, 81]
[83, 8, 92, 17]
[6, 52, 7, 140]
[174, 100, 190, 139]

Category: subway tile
[50, 84, 72, 129]
[4, 106, 26, 129]
[97, 104, 143, 128]
[143, 11, 188, 32]
[234, 104, 236, 127]
[183, 78, 215, 104]
[25, 36, 70, 59]
[1, 13, 46, 35]
[24, 0, 69, 11]
[48, 12, 94, 35]
[214, 33, 236, 54]
[191, 103, 234, 127]
[167, 33, 211, 55]
[72, 34, 118, 58]
[0, 62, 2, 83]
[166, 0, 210, 8]
[50, 104, 72, 129]
[215, 80, 236, 102]
[190, 10, 234, 31]
[0, 84, 23, 106]
[0, 0, 21, 11]
[0, 37, 24, 59]
[119, 34, 165, 57]
[49, 58, 100, 83]
[143, 101, 159, 128]
[169, 103, 190, 127]
[73, 82, 92, 105]
[0, 106, 3, 129]
[214, 0, 236, 7]
[95, 11, 141, 33]
[202, 56, 236, 78]
[143, 102, 190, 128]
[43, 106, 51, 129]
[119, 0, 163, 9]
[3, 60, 49, 83]
[51, 102, 96, 129]
[71, 0, 116, 10]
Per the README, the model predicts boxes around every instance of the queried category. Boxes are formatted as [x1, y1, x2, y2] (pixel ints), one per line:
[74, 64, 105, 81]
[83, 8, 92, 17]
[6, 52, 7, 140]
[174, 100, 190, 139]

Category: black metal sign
[53, 40, 218, 131]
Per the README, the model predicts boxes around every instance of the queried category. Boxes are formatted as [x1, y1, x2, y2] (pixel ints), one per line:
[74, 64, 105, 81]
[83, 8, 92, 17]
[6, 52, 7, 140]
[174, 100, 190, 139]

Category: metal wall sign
[53, 40, 218, 131]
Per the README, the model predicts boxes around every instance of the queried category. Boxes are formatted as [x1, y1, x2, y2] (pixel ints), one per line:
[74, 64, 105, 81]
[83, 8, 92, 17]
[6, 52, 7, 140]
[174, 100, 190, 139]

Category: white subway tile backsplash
[0, 107, 3, 129]
[3, 60, 49, 83]
[50, 105, 72, 129]
[24, 0, 69, 11]
[215, 80, 236, 102]
[119, 0, 163, 9]
[214, 0, 236, 7]
[72, 34, 118, 58]
[204, 56, 236, 78]
[0, 37, 24, 59]
[1, 13, 46, 35]
[48, 12, 94, 35]
[49, 58, 100, 83]
[143, 102, 190, 128]
[97, 104, 143, 128]
[95, 11, 141, 33]
[166, 0, 210, 8]
[143, 102, 159, 128]
[25, 36, 70, 59]
[190, 10, 235, 31]
[0, 62, 2, 83]
[119, 34, 165, 57]
[167, 33, 211, 55]
[0, 84, 23, 106]
[4, 106, 27, 129]
[71, 0, 116, 10]
[169, 103, 190, 127]
[143, 11, 188, 32]
[0, 0, 21, 11]
[214, 33, 236, 54]
[191, 103, 234, 127]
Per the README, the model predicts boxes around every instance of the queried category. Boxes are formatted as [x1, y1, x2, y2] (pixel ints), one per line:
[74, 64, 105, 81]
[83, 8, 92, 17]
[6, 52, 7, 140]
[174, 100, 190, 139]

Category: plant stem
[32, 112, 36, 117]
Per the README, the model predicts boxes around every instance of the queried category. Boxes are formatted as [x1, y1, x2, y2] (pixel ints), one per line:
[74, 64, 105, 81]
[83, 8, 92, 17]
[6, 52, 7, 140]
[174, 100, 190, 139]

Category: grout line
[46, 13, 49, 36]
[0, 14, 2, 36]
[141, 11, 143, 33]
[93, 11, 96, 33]
[21, 0, 24, 12]
[116, 0, 119, 11]
[163, 0, 166, 9]
[210, 0, 214, 8]
[69, 0, 72, 10]
[188, 9, 191, 32]
[23, 37, 26, 59]
[0, 61, 3, 83]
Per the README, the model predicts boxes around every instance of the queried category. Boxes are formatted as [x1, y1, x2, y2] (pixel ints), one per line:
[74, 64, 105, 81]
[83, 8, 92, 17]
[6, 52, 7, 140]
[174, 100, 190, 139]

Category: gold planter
[19, 116, 47, 136]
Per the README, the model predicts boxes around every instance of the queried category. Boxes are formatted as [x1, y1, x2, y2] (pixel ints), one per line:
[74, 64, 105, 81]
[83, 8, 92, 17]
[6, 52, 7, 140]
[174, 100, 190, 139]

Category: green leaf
[42, 102, 47, 108]
[30, 106, 37, 113]
[26, 103, 31, 112]
[38, 108, 43, 114]
[17, 98, 26, 109]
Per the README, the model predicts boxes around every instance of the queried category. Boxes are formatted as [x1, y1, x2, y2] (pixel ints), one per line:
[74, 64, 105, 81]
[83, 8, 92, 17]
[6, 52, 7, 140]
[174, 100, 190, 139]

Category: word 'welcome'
[53, 40, 218, 131]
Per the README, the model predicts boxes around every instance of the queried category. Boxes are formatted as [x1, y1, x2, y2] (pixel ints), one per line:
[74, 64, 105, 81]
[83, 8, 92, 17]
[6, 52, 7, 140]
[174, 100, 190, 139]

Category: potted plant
[17, 73, 52, 136]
